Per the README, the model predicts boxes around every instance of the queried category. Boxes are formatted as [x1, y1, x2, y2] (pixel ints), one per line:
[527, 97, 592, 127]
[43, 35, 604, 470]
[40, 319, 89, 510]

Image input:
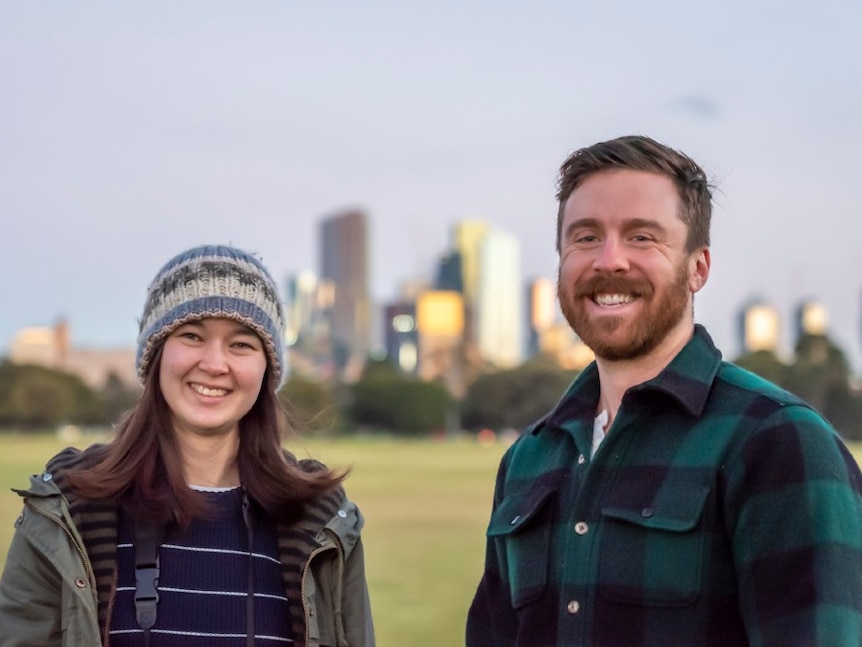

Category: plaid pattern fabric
[467, 325, 862, 647]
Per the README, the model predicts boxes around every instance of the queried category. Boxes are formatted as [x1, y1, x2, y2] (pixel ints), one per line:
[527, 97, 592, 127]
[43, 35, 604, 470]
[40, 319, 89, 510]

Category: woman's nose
[198, 342, 229, 373]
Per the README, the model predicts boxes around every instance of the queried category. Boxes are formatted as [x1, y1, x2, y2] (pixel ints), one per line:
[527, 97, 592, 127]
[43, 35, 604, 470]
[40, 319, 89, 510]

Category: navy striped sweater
[109, 487, 293, 646]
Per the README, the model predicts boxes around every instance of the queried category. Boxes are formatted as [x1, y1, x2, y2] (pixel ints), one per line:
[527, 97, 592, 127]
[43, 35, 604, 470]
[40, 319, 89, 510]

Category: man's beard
[558, 264, 691, 361]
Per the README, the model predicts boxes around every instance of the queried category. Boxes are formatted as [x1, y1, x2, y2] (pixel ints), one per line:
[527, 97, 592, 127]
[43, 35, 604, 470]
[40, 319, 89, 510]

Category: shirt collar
[535, 324, 723, 435]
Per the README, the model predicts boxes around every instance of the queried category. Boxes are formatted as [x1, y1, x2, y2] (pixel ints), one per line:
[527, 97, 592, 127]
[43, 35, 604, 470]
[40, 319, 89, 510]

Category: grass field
[1, 433, 861, 645]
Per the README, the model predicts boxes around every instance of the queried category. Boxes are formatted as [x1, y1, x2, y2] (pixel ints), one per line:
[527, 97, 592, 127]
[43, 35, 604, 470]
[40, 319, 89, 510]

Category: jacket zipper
[300, 544, 337, 647]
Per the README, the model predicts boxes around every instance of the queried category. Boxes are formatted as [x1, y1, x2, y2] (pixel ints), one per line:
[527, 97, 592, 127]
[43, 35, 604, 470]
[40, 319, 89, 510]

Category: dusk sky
[2, 1, 861, 371]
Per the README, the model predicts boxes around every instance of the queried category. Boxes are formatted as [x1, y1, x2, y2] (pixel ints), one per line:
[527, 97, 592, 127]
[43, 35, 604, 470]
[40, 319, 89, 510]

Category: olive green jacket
[0, 466, 375, 647]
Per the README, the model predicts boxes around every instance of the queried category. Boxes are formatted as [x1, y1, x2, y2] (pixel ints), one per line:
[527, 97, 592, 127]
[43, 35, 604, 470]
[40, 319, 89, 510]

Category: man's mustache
[569, 276, 653, 299]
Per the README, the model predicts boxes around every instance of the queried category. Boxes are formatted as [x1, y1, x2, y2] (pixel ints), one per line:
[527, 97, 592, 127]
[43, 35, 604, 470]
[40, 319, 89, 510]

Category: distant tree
[99, 371, 142, 424]
[733, 335, 862, 441]
[732, 349, 787, 386]
[348, 359, 452, 435]
[822, 386, 862, 441]
[783, 333, 851, 413]
[0, 361, 102, 430]
[278, 373, 341, 435]
[461, 358, 578, 432]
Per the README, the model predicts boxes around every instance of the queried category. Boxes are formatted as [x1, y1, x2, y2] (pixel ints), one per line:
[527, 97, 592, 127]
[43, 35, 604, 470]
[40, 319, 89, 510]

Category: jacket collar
[14, 470, 64, 499]
[536, 324, 723, 435]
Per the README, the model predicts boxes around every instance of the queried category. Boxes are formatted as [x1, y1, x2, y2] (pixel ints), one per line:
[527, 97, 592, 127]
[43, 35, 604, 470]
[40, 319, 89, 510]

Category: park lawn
[1, 434, 861, 645]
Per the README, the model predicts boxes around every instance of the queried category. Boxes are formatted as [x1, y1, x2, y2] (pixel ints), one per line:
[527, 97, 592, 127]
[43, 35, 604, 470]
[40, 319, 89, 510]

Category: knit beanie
[136, 244, 286, 387]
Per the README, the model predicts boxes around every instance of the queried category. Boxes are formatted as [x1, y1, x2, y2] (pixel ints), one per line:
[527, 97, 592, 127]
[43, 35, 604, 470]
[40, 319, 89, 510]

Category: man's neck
[595, 323, 695, 427]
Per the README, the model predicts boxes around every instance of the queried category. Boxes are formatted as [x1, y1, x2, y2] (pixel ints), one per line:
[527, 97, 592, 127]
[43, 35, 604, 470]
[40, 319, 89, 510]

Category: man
[466, 135, 862, 646]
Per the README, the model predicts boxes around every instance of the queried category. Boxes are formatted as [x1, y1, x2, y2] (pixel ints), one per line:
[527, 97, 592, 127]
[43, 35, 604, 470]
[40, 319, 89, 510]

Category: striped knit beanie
[136, 244, 286, 387]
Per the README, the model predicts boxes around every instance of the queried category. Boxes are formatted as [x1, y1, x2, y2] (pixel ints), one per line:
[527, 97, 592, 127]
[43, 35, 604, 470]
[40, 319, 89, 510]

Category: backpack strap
[133, 518, 164, 647]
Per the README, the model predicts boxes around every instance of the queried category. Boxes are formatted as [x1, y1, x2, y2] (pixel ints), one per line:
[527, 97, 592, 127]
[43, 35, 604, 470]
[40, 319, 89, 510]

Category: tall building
[434, 251, 463, 292]
[795, 299, 828, 338]
[527, 277, 556, 357]
[320, 209, 371, 378]
[9, 320, 137, 388]
[284, 271, 320, 346]
[738, 300, 780, 354]
[415, 290, 466, 396]
[383, 302, 419, 375]
[452, 220, 490, 306]
[476, 229, 523, 368]
[283, 271, 338, 379]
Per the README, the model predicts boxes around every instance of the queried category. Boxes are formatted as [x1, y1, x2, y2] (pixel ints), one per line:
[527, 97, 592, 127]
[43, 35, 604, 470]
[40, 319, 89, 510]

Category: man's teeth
[595, 294, 633, 306]
[191, 384, 228, 397]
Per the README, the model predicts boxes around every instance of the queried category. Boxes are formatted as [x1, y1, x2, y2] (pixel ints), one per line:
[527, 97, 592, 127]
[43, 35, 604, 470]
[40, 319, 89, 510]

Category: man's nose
[592, 236, 629, 273]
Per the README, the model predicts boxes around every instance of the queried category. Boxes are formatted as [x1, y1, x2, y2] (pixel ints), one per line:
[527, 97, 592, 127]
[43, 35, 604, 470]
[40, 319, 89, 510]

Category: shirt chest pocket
[487, 484, 557, 608]
[599, 482, 710, 607]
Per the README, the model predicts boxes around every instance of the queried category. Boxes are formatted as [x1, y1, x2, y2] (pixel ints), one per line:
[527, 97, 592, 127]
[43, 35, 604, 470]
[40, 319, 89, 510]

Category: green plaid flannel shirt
[467, 325, 862, 646]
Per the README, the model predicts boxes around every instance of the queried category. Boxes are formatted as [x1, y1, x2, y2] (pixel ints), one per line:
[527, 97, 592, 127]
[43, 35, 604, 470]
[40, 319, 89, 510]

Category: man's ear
[689, 247, 711, 293]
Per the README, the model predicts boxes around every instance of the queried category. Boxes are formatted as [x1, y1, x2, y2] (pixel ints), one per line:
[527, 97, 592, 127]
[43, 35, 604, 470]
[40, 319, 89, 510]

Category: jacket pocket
[599, 482, 710, 606]
[487, 484, 556, 608]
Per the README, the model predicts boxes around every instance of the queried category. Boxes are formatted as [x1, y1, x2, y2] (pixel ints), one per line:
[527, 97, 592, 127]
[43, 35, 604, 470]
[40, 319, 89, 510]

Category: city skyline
[8, 211, 861, 378]
[2, 3, 861, 372]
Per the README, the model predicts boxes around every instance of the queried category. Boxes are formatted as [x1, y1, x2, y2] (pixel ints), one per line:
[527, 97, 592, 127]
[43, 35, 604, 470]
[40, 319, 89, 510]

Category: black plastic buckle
[134, 565, 160, 629]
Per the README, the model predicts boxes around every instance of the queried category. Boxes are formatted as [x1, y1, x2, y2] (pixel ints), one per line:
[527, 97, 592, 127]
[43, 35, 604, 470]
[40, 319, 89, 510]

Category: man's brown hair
[556, 135, 713, 252]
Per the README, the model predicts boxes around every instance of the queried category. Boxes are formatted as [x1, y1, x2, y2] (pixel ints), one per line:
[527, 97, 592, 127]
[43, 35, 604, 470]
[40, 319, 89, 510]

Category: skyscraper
[738, 299, 780, 355]
[795, 299, 828, 338]
[476, 228, 523, 368]
[527, 277, 556, 357]
[452, 220, 490, 306]
[320, 209, 371, 376]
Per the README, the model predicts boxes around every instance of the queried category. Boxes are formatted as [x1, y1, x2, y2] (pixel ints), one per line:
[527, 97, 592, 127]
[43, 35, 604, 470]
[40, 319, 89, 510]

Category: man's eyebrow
[563, 217, 601, 239]
[563, 217, 666, 233]
[624, 217, 666, 233]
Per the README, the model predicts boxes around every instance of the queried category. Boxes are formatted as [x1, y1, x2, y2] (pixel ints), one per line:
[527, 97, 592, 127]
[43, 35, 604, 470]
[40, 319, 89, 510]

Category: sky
[2, 1, 861, 372]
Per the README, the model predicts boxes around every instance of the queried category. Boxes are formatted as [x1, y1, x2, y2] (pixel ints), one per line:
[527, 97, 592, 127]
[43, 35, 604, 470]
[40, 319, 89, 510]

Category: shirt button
[574, 521, 589, 535]
[74, 578, 87, 588]
[577, 454, 585, 465]
[567, 600, 580, 614]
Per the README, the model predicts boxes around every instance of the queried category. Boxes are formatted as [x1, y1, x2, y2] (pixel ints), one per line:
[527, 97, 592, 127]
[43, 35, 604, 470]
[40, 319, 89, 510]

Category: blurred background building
[8, 319, 137, 389]
[320, 209, 371, 381]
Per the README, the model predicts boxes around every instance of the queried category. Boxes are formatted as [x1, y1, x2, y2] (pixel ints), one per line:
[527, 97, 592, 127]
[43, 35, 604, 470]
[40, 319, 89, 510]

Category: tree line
[1, 331, 861, 441]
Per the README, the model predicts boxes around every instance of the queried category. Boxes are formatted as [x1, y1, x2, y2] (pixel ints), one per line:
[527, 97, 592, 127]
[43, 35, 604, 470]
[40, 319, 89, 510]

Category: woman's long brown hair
[63, 345, 346, 528]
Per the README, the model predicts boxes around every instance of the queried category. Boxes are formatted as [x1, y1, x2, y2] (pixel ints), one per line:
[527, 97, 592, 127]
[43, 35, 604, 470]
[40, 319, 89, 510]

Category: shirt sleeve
[725, 404, 862, 646]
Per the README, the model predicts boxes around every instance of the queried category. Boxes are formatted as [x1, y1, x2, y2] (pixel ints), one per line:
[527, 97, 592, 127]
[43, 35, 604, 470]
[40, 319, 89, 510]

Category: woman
[0, 244, 375, 647]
